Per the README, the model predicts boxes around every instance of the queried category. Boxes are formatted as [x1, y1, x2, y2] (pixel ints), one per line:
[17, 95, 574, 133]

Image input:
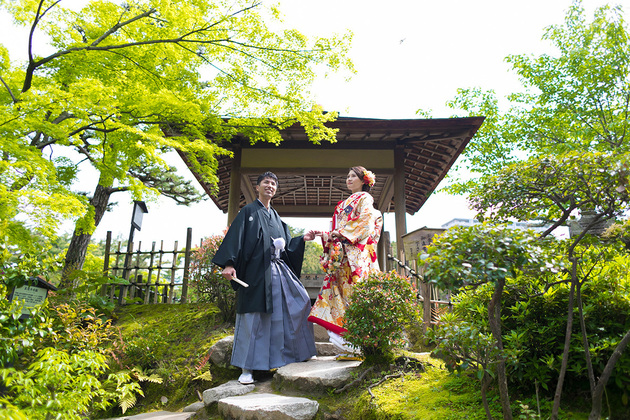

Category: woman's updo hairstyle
[351, 166, 375, 193]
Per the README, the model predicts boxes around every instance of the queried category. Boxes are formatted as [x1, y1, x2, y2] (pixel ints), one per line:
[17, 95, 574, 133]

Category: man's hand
[222, 266, 237, 280]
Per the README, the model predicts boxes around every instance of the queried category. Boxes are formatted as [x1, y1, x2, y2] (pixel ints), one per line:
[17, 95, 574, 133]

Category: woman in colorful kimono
[308, 166, 383, 356]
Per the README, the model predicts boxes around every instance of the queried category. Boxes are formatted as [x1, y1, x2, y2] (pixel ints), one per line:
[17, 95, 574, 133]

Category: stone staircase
[110, 325, 362, 420]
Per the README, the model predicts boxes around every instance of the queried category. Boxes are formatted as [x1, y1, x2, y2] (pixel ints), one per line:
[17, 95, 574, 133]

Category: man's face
[256, 177, 277, 201]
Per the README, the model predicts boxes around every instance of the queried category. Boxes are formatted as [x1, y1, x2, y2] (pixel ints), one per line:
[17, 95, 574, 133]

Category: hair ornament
[363, 170, 375, 187]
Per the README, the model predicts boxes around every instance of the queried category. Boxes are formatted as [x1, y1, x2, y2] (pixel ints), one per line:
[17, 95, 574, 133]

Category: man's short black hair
[257, 171, 278, 186]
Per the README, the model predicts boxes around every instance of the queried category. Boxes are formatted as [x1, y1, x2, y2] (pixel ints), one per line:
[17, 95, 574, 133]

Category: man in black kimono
[212, 171, 317, 384]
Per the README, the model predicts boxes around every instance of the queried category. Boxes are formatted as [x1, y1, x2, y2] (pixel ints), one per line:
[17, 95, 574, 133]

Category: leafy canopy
[0, 0, 352, 253]
[446, 1, 630, 195]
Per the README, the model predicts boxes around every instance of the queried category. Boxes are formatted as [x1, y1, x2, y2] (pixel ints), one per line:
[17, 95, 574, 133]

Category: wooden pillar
[378, 230, 389, 272]
[421, 282, 432, 333]
[227, 146, 242, 225]
[102, 231, 112, 298]
[180, 227, 192, 304]
[394, 145, 407, 262]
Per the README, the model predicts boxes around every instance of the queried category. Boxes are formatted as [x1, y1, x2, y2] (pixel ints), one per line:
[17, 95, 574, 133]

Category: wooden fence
[98, 227, 451, 326]
[388, 254, 452, 331]
[101, 228, 192, 305]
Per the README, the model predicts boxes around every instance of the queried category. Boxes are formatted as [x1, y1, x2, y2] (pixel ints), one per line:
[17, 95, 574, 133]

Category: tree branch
[23, 0, 61, 93]
[91, 8, 157, 47]
[539, 208, 573, 238]
[0, 74, 17, 103]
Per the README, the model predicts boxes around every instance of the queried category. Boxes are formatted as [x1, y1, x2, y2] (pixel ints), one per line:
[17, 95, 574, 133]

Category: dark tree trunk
[59, 182, 114, 290]
[576, 280, 596, 396]
[552, 258, 578, 419]
[488, 277, 512, 420]
[589, 328, 630, 420]
[480, 372, 494, 420]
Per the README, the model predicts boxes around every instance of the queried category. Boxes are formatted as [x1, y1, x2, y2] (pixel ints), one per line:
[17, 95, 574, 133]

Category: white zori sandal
[238, 368, 254, 384]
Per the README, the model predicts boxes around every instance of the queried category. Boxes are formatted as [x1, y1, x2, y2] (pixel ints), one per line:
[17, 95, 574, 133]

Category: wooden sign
[7, 276, 57, 319]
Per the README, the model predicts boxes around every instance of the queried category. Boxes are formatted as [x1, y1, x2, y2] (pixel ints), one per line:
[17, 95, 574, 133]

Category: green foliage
[505, 2, 630, 156]
[0, 301, 152, 418]
[434, 244, 630, 403]
[108, 367, 164, 414]
[0, 285, 52, 367]
[429, 312, 503, 381]
[344, 271, 419, 363]
[351, 359, 503, 420]
[468, 152, 630, 232]
[445, 87, 518, 192]
[603, 218, 630, 250]
[421, 223, 561, 290]
[303, 240, 325, 274]
[1, 0, 352, 268]
[122, 329, 170, 371]
[442, 5, 630, 416]
[0, 244, 56, 366]
[46, 302, 117, 352]
[189, 234, 236, 323]
[1, 346, 110, 419]
[288, 226, 324, 274]
[446, 2, 630, 193]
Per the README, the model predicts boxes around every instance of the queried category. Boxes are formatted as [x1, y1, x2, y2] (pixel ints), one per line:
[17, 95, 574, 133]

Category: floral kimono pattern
[308, 191, 383, 335]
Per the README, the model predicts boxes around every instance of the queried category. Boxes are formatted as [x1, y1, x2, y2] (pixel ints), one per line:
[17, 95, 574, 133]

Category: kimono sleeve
[211, 210, 246, 290]
[281, 221, 306, 278]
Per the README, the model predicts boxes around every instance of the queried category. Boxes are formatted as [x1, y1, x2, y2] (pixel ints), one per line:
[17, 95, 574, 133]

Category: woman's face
[346, 170, 363, 193]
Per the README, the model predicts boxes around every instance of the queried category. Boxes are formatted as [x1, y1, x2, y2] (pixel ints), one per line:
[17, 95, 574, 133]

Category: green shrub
[429, 311, 504, 379]
[443, 250, 630, 398]
[344, 271, 420, 363]
[0, 300, 153, 418]
[189, 235, 236, 323]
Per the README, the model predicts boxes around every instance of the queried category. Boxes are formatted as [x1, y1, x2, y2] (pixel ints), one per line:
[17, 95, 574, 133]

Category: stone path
[112, 326, 364, 420]
[107, 411, 196, 420]
[205, 356, 361, 419]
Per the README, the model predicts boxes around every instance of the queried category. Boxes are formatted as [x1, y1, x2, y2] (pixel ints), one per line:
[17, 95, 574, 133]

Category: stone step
[105, 411, 195, 420]
[313, 323, 328, 342]
[183, 356, 363, 417]
[315, 341, 337, 356]
[272, 356, 362, 394]
[218, 393, 319, 420]
[203, 380, 255, 405]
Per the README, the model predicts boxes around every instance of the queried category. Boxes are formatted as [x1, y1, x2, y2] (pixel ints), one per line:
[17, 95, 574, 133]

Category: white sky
[2, 0, 615, 247]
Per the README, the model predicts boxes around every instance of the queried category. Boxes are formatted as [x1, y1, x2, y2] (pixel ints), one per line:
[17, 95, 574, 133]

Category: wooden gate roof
[184, 116, 484, 217]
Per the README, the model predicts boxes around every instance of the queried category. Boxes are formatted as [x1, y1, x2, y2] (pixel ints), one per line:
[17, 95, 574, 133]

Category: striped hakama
[231, 250, 316, 371]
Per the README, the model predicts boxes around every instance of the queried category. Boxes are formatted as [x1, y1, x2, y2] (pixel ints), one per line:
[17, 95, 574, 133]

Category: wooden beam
[240, 175, 256, 203]
[241, 149, 394, 170]
[377, 175, 395, 213]
[273, 205, 337, 217]
[239, 167, 395, 176]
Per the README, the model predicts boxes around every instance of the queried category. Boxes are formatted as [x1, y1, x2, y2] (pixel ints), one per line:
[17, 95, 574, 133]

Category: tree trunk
[59, 182, 114, 290]
[488, 277, 512, 420]
[576, 279, 596, 396]
[480, 371, 494, 420]
[552, 258, 578, 419]
[589, 328, 630, 420]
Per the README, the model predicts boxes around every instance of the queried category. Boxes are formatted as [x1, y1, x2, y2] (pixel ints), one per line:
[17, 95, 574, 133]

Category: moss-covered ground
[97, 303, 626, 419]
[95, 303, 239, 418]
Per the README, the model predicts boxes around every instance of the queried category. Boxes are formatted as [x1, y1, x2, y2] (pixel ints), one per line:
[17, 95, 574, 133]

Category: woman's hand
[304, 230, 321, 241]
